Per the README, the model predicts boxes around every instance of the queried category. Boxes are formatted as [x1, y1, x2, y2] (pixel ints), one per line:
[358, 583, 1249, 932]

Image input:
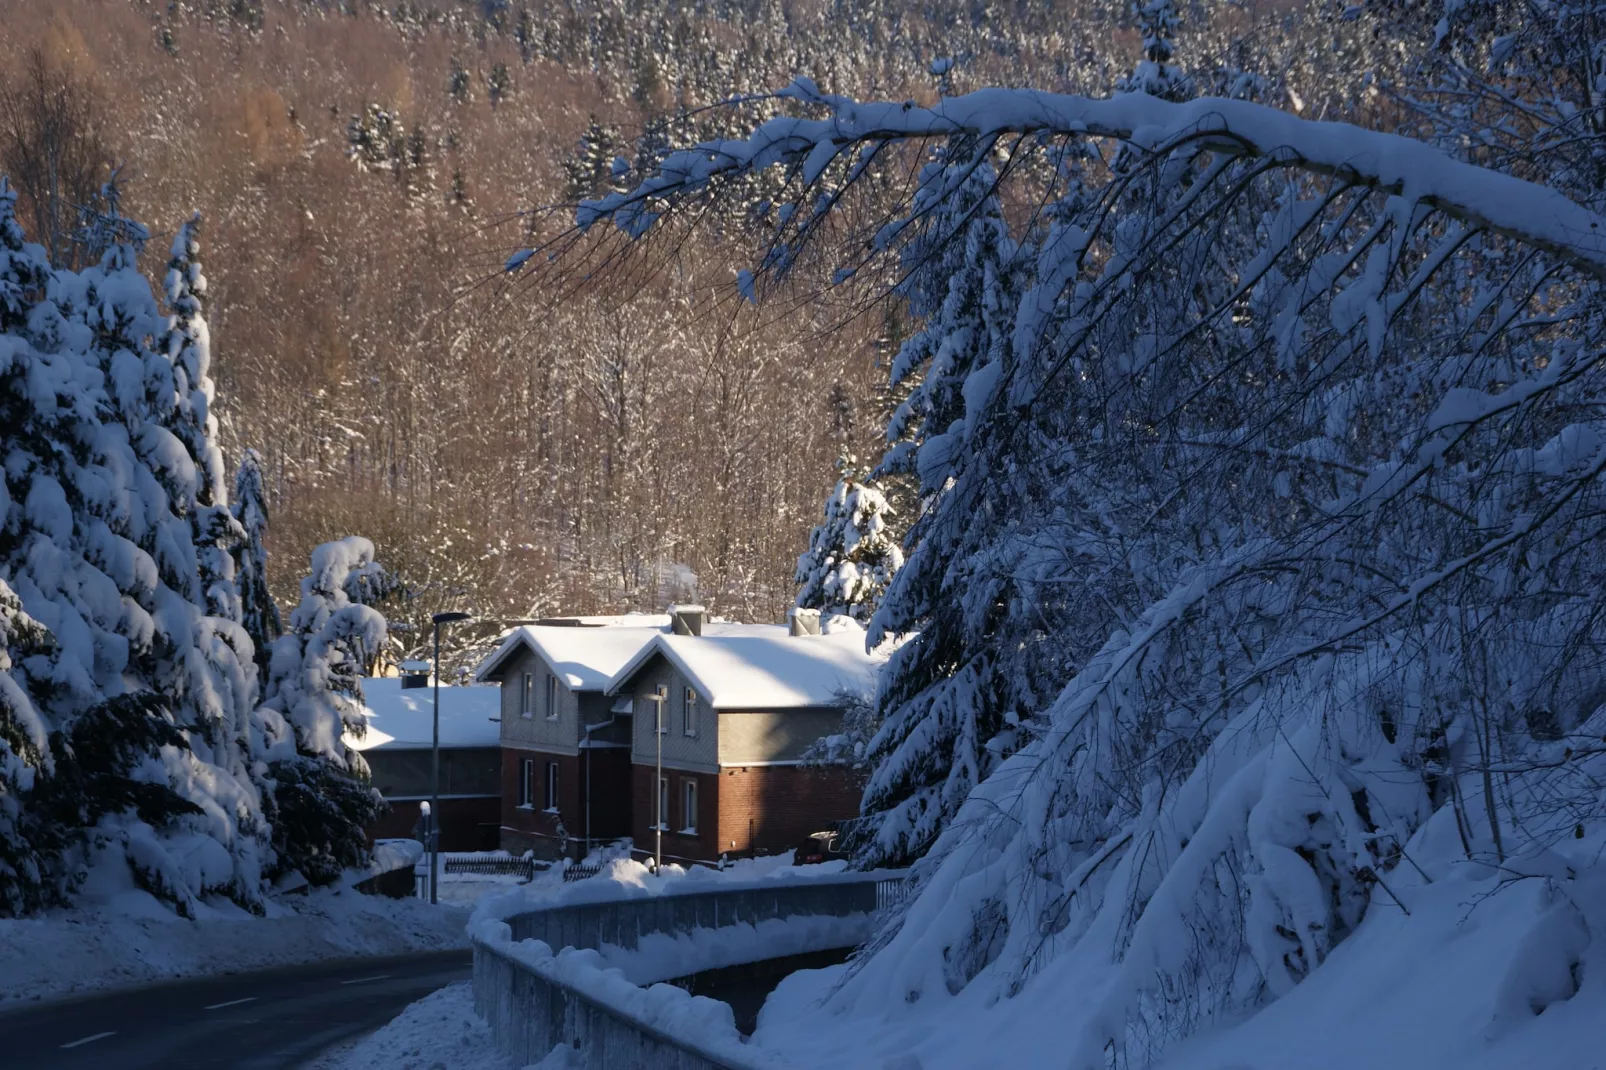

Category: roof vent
[670, 604, 705, 637]
[788, 607, 821, 637]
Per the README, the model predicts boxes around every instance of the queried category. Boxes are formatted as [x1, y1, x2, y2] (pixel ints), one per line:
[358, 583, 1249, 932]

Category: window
[656, 776, 669, 831]
[544, 761, 559, 812]
[654, 686, 668, 734]
[680, 778, 698, 835]
[520, 673, 533, 718]
[545, 674, 558, 721]
[683, 687, 698, 737]
[519, 758, 535, 808]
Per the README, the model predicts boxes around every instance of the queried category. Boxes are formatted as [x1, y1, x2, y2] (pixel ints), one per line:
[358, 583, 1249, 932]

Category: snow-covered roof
[475, 615, 671, 691]
[345, 677, 502, 751]
[605, 621, 884, 709]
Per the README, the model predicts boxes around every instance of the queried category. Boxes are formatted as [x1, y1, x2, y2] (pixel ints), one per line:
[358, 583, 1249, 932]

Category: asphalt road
[0, 949, 472, 1070]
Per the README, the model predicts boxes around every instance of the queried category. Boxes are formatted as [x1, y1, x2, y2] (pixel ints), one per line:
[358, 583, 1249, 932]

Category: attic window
[683, 687, 698, 737]
[521, 673, 533, 718]
[545, 673, 558, 721]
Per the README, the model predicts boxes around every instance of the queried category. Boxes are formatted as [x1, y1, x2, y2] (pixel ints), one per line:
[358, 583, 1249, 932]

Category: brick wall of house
[716, 764, 863, 858]
[502, 746, 636, 858]
[627, 761, 864, 863]
[630, 762, 721, 864]
[500, 747, 582, 858]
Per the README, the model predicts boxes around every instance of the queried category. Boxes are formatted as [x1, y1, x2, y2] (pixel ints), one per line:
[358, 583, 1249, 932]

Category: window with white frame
[683, 687, 698, 737]
[520, 673, 533, 717]
[544, 761, 559, 812]
[519, 758, 535, 807]
[681, 778, 698, 834]
[655, 686, 668, 734]
[545, 673, 558, 721]
[656, 776, 669, 831]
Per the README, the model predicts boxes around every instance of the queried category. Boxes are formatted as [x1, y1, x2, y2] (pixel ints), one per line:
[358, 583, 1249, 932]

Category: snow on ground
[751, 859, 1606, 1070]
[0, 881, 468, 1006]
[306, 982, 512, 1070]
[307, 981, 583, 1070]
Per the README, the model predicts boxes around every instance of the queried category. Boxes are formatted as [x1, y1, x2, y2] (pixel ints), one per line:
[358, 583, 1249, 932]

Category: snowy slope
[0, 882, 467, 1006]
[751, 854, 1606, 1070]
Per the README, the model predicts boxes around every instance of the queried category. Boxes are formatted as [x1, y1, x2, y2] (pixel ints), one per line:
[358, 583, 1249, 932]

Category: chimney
[670, 604, 705, 637]
[788, 607, 821, 637]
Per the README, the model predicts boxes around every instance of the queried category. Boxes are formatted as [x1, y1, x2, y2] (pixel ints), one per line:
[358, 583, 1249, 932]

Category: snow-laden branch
[577, 79, 1606, 281]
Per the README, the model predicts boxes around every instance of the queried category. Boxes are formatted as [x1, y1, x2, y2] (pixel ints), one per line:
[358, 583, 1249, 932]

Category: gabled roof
[344, 677, 502, 751]
[604, 621, 885, 709]
[475, 615, 670, 691]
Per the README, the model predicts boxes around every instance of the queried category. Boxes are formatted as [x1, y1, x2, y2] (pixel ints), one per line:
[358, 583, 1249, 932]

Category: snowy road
[0, 949, 471, 1070]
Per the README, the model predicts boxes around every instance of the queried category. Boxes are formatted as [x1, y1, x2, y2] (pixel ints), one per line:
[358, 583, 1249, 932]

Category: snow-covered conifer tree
[231, 449, 281, 686]
[574, 70, 1606, 1065]
[849, 143, 1036, 866]
[162, 214, 245, 622]
[259, 537, 390, 885]
[795, 456, 903, 623]
[0, 178, 273, 914]
[1117, 0, 1191, 101]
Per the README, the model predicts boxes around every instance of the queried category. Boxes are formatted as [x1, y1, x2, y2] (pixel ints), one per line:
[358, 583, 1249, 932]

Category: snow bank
[469, 853, 865, 931]
[0, 884, 468, 1005]
[308, 982, 513, 1070]
[600, 911, 871, 984]
[749, 856, 1606, 1070]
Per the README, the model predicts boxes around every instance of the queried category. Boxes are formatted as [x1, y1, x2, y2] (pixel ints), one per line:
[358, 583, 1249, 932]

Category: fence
[474, 873, 907, 1068]
[446, 857, 539, 879]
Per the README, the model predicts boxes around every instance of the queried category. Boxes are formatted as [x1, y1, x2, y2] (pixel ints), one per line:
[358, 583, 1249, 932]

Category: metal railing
[474, 872, 907, 1068]
[446, 857, 540, 879]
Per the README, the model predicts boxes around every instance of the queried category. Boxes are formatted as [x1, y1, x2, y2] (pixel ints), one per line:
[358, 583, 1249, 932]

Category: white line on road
[60, 1032, 115, 1049]
[339, 974, 393, 985]
[204, 997, 259, 1010]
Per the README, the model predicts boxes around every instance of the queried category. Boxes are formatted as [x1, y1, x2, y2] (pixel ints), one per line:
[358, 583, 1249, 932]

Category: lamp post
[648, 687, 666, 871]
[429, 611, 472, 905]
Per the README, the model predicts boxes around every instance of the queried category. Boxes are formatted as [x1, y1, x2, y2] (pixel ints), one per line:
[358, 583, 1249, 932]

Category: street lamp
[430, 611, 473, 905]
[648, 686, 666, 872]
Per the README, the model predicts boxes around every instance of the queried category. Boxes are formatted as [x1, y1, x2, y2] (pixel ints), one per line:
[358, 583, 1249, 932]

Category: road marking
[204, 997, 258, 1010]
[61, 1032, 115, 1049]
[339, 974, 392, 985]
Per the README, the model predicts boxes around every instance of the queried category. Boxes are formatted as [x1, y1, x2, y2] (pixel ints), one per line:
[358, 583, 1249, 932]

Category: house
[474, 614, 671, 857]
[345, 677, 503, 851]
[605, 606, 883, 865]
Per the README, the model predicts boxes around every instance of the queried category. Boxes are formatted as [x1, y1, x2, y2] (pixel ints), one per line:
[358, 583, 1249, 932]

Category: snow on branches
[259, 536, 392, 886]
[574, 75, 1606, 1065]
[795, 457, 904, 624]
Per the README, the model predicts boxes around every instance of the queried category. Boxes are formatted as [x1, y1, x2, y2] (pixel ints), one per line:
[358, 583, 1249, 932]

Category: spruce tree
[162, 215, 244, 622]
[853, 146, 1031, 867]
[795, 456, 904, 624]
[231, 448, 281, 687]
[2, 180, 269, 914]
[259, 537, 390, 885]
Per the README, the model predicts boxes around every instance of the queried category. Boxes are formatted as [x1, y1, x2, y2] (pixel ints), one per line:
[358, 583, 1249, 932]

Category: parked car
[792, 830, 843, 865]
